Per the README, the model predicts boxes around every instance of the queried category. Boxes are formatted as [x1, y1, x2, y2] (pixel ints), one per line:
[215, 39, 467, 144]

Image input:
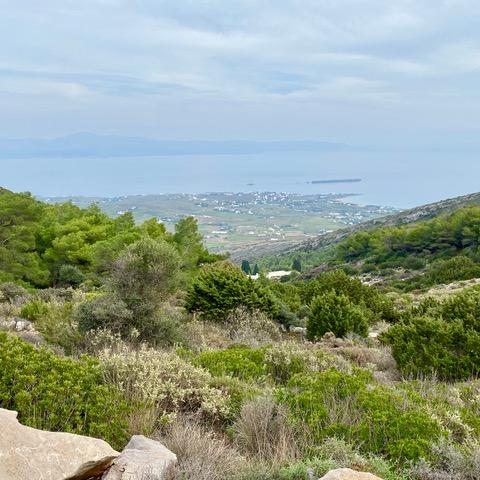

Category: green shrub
[306, 291, 369, 340]
[301, 270, 398, 323]
[20, 299, 49, 321]
[426, 256, 480, 285]
[382, 316, 480, 380]
[185, 262, 278, 322]
[279, 369, 443, 463]
[194, 346, 267, 381]
[0, 332, 129, 448]
[57, 264, 86, 287]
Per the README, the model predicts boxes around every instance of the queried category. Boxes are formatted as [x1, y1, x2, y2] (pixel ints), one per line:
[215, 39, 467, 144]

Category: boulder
[102, 435, 177, 479]
[0, 408, 119, 480]
[319, 469, 384, 480]
[14, 318, 33, 332]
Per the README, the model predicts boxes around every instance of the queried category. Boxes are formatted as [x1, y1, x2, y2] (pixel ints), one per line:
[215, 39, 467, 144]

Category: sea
[1, 150, 479, 209]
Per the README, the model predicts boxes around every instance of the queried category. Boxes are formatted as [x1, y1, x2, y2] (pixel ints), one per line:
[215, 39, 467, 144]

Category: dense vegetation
[2, 188, 480, 479]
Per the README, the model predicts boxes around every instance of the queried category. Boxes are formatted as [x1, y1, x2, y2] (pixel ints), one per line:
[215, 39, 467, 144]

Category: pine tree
[253, 263, 260, 275]
[241, 260, 251, 274]
[292, 258, 302, 272]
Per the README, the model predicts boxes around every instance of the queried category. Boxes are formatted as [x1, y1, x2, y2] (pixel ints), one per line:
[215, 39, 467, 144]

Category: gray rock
[102, 435, 177, 480]
[0, 408, 119, 480]
[289, 326, 307, 335]
[14, 318, 33, 332]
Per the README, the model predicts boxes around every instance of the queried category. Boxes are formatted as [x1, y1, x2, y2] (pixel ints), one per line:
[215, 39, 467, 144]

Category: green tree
[252, 263, 260, 275]
[292, 258, 302, 272]
[109, 237, 181, 318]
[185, 262, 278, 322]
[307, 291, 369, 340]
[241, 259, 251, 274]
[0, 188, 49, 286]
[78, 238, 182, 343]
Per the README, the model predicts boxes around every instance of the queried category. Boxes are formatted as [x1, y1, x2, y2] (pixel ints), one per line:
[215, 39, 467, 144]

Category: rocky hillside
[241, 191, 480, 263]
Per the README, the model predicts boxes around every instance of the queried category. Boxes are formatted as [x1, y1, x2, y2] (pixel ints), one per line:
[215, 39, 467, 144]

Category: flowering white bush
[98, 342, 230, 420]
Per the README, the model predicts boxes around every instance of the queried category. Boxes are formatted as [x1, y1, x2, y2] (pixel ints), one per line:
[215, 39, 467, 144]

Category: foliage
[301, 270, 398, 322]
[383, 288, 480, 380]
[383, 316, 480, 380]
[185, 262, 279, 322]
[57, 264, 86, 287]
[241, 260, 251, 274]
[336, 206, 480, 276]
[279, 368, 443, 463]
[76, 238, 184, 344]
[0, 188, 214, 288]
[19, 299, 49, 321]
[194, 346, 267, 381]
[306, 291, 369, 340]
[0, 332, 129, 448]
[97, 341, 231, 424]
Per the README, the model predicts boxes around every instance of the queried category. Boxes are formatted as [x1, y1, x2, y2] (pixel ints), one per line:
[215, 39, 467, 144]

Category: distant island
[309, 178, 362, 184]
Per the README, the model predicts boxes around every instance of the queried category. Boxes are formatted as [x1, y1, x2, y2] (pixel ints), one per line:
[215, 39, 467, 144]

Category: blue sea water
[1, 150, 479, 208]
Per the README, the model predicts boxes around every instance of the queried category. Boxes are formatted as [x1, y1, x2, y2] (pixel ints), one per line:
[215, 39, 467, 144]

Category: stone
[102, 435, 177, 480]
[319, 468, 384, 480]
[289, 326, 307, 335]
[14, 318, 33, 332]
[0, 408, 119, 480]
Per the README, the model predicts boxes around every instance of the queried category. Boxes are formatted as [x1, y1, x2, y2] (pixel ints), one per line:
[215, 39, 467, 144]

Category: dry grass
[234, 396, 299, 465]
[409, 441, 480, 480]
[159, 417, 249, 480]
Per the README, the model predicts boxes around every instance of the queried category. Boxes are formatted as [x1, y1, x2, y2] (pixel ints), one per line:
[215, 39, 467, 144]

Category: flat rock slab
[320, 469, 384, 480]
[103, 435, 177, 480]
[0, 408, 119, 480]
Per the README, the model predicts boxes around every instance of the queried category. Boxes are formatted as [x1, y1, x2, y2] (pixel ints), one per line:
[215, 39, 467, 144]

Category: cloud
[0, 0, 479, 140]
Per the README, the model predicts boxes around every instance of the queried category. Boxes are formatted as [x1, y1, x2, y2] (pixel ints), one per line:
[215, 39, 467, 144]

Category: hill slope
[245, 191, 480, 268]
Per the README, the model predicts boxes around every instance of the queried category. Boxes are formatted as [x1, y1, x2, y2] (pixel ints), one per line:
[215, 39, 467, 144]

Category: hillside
[247, 191, 480, 270]
[2, 186, 480, 479]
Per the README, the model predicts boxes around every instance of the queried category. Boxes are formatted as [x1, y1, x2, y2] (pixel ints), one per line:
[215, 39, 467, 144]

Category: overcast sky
[1, 1, 480, 147]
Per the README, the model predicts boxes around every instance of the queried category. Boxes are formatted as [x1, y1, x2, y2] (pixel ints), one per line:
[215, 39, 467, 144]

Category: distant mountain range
[0, 133, 351, 158]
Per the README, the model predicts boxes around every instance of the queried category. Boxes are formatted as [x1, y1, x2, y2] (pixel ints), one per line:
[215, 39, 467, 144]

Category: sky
[1, 1, 480, 148]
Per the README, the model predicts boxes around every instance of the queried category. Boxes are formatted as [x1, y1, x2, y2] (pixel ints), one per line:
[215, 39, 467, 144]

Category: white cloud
[0, 0, 479, 139]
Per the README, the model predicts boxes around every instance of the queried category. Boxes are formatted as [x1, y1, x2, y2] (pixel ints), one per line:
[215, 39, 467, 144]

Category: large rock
[0, 408, 119, 480]
[102, 435, 177, 479]
[319, 469, 384, 480]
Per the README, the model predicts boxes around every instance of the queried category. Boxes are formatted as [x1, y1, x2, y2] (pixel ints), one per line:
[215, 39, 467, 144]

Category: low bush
[279, 368, 443, 463]
[194, 346, 266, 381]
[97, 342, 231, 428]
[19, 299, 49, 321]
[384, 316, 480, 380]
[0, 332, 129, 448]
[306, 291, 369, 340]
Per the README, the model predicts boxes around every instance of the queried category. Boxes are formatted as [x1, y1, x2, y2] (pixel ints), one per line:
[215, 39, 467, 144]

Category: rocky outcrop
[0, 408, 118, 480]
[102, 435, 177, 479]
[319, 468, 384, 480]
[0, 409, 177, 480]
